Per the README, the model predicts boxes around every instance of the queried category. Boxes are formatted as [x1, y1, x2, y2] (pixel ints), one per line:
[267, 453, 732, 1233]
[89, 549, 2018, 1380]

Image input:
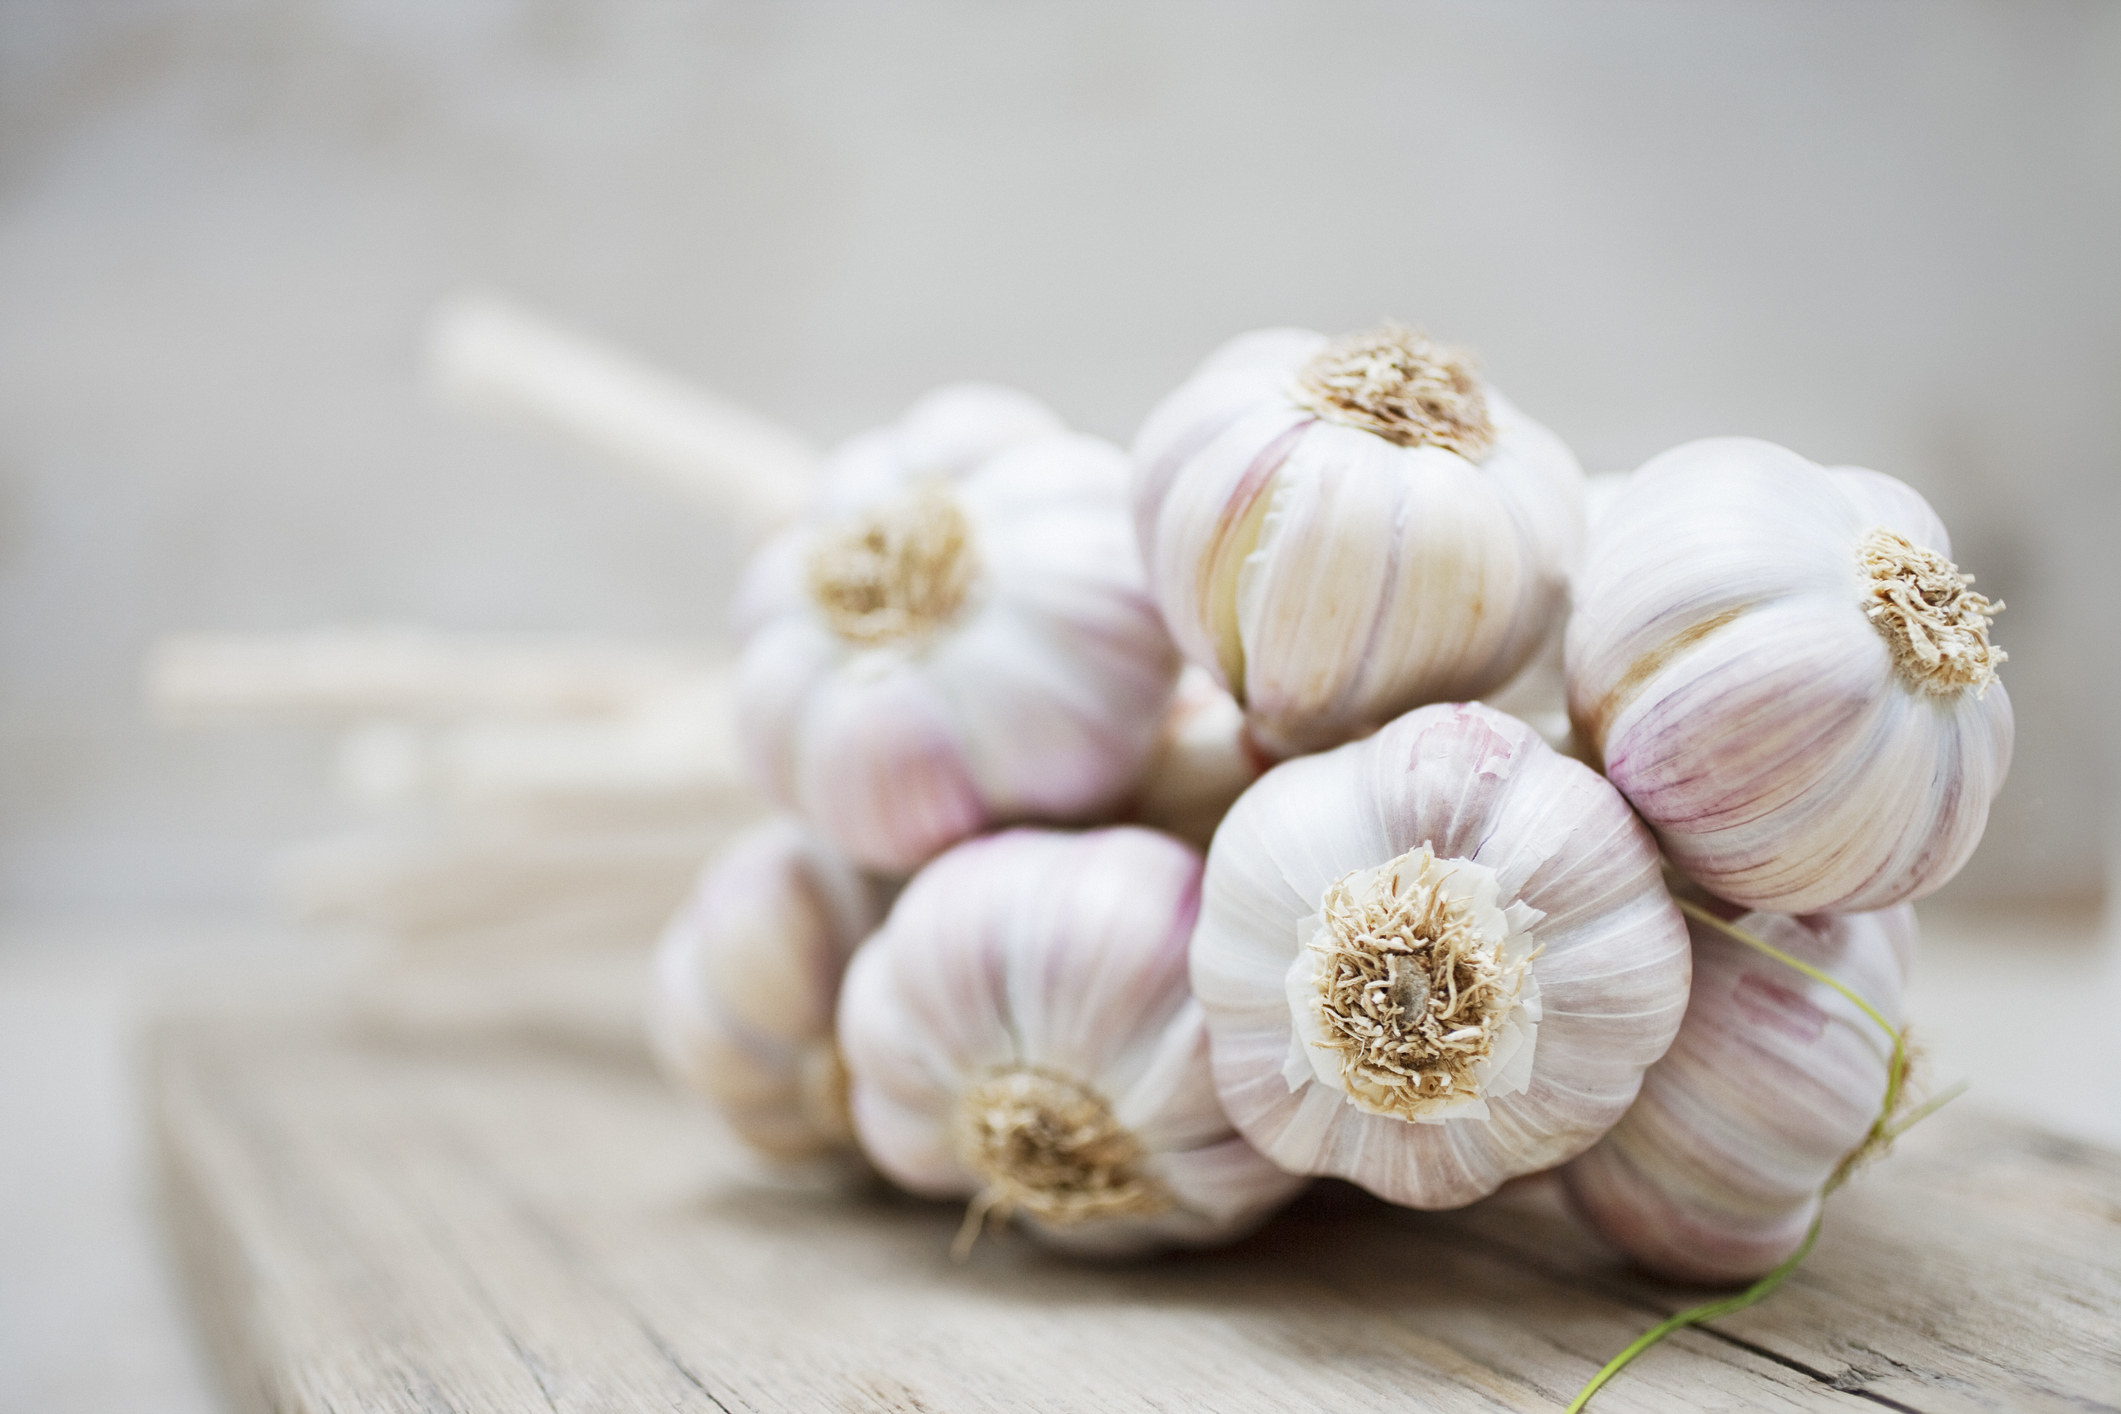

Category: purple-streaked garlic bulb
[1192, 701, 1691, 1210]
[813, 382, 1066, 515]
[734, 419, 1181, 875]
[648, 817, 890, 1164]
[1563, 902, 1914, 1284]
[1131, 324, 1585, 758]
[838, 826, 1305, 1257]
[1567, 437, 2013, 914]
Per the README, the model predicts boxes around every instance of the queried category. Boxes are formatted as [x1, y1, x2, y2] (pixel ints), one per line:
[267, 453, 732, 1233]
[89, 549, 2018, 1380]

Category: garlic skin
[838, 826, 1305, 1257]
[1567, 438, 2013, 914]
[1193, 701, 1691, 1210]
[648, 818, 890, 1163]
[1125, 664, 1270, 850]
[1480, 468, 1636, 762]
[735, 427, 1181, 874]
[1132, 325, 1586, 758]
[814, 383, 1066, 516]
[1563, 903, 1914, 1285]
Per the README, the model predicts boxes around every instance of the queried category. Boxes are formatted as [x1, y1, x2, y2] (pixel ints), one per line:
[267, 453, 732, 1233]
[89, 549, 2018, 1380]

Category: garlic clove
[1193, 701, 1691, 1210]
[922, 597, 1143, 818]
[844, 1080, 963, 1196]
[838, 826, 1304, 1256]
[915, 439, 1181, 824]
[788, 652, 991, 876]
[1830, 463, 1951, 550]
[1567, 436, 2012, 913]
[1231, 425, 1415, 749]
[1563, 904, 1913, 1284]
[648, 818, 889, 1165]
[1140, 400, 1314, 695]
[1108, 997, 1232, 1152]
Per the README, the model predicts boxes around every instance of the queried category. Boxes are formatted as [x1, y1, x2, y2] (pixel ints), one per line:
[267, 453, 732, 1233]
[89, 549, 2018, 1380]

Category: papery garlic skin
[1132, 325, 1586, 757]
[1563, 903, 1914, 1285]
[838, 827, 1305, 1256]
[1567, 438, 2013, 914]
[735, 428, 1181, 874]
[648, 818, 889, 1163]
[814, 383, 1066, 516]
[1194, 701, 1690, 1209]
[1125, 664, 1270, 850]
[1480, 468, 1635, 762]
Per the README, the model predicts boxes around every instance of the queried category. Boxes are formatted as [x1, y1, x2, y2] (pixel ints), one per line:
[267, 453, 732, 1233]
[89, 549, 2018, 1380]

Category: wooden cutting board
[154, 1012, 2121, 1413]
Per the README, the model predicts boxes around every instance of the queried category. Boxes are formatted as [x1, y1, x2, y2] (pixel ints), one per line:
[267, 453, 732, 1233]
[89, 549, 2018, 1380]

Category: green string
[1565, 899, 1963, 1412]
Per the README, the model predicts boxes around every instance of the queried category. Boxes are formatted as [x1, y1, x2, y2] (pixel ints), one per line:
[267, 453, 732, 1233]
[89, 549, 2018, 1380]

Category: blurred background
[3, 3, 2116, 1410]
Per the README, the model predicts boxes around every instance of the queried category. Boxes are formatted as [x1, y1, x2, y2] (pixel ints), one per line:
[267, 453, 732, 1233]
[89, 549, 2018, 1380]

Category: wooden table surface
[154, 1011, 2121, 1414]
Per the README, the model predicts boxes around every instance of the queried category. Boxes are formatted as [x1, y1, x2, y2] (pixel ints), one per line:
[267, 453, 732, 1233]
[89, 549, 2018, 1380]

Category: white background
[2, 0, 2115, 913]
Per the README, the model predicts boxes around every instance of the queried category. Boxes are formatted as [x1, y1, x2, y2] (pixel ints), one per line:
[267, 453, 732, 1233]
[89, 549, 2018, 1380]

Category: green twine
[1565, 899, 1966, 1412]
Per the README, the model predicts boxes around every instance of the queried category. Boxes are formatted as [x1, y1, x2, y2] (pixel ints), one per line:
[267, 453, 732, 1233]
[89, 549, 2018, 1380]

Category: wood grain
[154, 1016, 2121, 1413]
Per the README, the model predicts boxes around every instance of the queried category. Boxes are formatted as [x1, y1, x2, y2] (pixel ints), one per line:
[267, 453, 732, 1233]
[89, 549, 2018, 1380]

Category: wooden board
[154, 1015, 2121, 1414]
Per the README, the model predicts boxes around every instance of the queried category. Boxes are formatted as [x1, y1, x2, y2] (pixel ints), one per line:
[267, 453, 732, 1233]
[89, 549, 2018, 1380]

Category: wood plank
[154, 1016, 2121, 1413]
[1438, 1123, 2121, 1414]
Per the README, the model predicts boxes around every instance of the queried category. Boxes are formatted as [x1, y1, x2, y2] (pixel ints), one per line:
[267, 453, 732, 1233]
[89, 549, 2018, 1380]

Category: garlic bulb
[648, 817, 890, 1163]
[734, 424, 1181, 874]
[1192, 701, 1691, 1209]
[1481, 468, 1636, 762]
[1125, 664, 1270, 849]
[1563, 902, 1914, 1284]
[1567, 437, 2013, 914]
[814, 382, 1066, 515]
[1132, 324, 1585, 757]
[838, 826, 1305, 1256]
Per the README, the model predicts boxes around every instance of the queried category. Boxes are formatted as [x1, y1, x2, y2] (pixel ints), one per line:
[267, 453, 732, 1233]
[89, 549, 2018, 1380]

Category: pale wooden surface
[154, 1010, 2121, 1414]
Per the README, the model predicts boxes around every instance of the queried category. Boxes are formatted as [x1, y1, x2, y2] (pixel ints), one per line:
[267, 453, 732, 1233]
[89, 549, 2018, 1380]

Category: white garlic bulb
[1125, 664, 1269, 850]
[813, 382, 1066, 515]
[1132, 324, 1586, 757]
[1563, 902, 1914, 1284]
[838, 826, 1305, 1257]
[648, 817, 890, 1164]
[1192, 701, 1691, 1209]
[1567, 437, 2013, 914]
[734, 422, 1181, 874]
